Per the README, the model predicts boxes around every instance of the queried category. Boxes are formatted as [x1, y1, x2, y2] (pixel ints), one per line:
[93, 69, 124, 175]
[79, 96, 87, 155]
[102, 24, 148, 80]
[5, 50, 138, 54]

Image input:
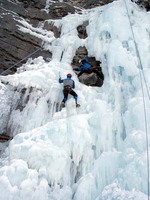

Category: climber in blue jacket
[74, 57, 91, 75]
[59, 73, 80, 108]
[74, 57, 104, 81]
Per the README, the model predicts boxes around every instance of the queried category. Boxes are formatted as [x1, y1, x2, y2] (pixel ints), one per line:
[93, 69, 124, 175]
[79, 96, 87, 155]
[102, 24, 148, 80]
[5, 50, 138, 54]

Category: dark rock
[0, 134, 12, 142]
[132, 0, 150, 11]
[72, 46, 104, 87]
[69, 0, 114, 9]
[1, 0, 148, 76]
[18, 0, 46, 9]
[72, 46, 88, 65]
[48, 3, 75, 19]
[0, 0, 75, 75]
[79, 73, 103, 87]
[0, 0, 50, 74]
[77, 21, 88, 39]
[43, 21, 61, 38]
[78, 67, 104, 87]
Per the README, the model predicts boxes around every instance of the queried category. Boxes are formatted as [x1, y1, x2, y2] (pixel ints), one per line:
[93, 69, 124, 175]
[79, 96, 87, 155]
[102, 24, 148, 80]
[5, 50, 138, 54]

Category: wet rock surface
[0, 0, 75, 75]
[0, 0, 148, 75]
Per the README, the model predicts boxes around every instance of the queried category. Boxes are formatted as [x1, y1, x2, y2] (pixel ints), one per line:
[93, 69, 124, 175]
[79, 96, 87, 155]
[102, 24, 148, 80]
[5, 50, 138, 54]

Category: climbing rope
[123, 0, 150, 101]
[0, 3, 86, 76]
[0, 15, 81, 76]
[0, 47, 42, 76]
[0, 27, 78, 76]
[123, 0, 150, 199]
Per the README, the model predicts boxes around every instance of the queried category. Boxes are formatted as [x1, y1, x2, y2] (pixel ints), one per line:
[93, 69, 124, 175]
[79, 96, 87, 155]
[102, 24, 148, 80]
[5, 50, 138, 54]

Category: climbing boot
[61, 102, 65, 108]
[76, 103, 80, 107]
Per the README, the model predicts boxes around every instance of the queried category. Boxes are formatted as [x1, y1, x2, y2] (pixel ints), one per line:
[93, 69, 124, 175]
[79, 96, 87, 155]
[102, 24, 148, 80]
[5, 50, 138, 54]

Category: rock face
[0, 134, 12, 143]
[79, 72, 104, 87]
[70, 0, 114, 8]
[0, 0, 149, 75]
[132, 0, 150, 11]
[72, 47, 104, 87]
[0, 0, 75, 75]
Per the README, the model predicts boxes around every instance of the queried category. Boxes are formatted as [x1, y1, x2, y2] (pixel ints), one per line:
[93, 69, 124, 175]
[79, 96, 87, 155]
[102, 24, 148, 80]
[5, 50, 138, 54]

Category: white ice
[0, 0, 150, 199]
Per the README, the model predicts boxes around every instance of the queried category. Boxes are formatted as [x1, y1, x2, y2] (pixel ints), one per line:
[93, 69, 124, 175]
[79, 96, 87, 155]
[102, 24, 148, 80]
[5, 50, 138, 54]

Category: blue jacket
[74, 58, 91, 71]
[59, 77, 75, 89]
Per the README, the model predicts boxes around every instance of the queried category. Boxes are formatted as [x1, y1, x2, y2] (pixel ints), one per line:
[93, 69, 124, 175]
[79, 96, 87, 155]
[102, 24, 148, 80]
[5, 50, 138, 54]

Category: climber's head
[67, 73, 72, 78]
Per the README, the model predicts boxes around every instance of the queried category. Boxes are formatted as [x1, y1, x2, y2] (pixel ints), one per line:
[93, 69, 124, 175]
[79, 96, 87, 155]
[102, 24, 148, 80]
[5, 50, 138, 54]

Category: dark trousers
[62, 86, 78, 103]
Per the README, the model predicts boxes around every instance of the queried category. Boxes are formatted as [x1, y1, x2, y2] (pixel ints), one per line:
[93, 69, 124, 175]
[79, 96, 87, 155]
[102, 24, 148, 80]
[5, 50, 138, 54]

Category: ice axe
[59, 72, 61, 79]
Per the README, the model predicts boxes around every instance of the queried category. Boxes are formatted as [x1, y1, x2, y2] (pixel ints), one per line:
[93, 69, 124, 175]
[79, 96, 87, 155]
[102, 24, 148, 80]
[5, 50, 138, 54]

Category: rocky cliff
[0, 0, 149, 75]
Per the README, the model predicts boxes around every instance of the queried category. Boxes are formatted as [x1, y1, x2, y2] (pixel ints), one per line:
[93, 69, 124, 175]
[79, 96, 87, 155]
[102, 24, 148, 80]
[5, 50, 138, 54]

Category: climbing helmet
[67, 73, 72, 78]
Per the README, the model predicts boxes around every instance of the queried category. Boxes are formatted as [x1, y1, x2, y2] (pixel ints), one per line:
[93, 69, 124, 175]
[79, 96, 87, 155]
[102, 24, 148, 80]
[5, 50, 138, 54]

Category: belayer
[59, 73, 80, 108]
[74, 57, 104, 81]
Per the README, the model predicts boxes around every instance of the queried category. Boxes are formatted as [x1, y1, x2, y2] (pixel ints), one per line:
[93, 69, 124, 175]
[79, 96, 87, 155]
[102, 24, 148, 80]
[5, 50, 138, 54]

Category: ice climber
[74, 57, 104, 81]
[59, 73, 80, 108]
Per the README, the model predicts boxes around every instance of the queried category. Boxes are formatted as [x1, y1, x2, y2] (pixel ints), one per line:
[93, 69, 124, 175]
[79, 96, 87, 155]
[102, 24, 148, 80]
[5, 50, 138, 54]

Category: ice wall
[0, 0, 150, 200]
